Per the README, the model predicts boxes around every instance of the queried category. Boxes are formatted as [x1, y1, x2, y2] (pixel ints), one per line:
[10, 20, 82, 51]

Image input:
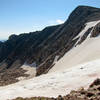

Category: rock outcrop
[91, 22, 100, 37]
[0, 6, 100, 84]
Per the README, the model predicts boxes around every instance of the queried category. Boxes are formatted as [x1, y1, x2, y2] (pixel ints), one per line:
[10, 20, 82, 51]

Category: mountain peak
[67, 5, 100, 24]
[0, 5, 100, 86]
[76, 5, 100, 10]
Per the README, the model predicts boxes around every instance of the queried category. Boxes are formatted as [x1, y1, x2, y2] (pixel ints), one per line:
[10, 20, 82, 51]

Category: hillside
[49, 20, 100, 73]
[0, 5, 100, 100]
[0, 4, 99, 92]
[0, 6, 100, 84]
[0, 59, 100, 100]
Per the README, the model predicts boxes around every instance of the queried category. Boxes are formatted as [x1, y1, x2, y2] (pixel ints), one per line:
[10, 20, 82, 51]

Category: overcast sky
[0, 0, 100, 39]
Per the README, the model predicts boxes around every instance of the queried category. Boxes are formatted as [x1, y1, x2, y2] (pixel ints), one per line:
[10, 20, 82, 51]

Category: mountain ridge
[0, 5, 100, 85]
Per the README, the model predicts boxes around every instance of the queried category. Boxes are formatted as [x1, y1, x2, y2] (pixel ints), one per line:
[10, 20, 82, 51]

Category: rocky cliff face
[91, 22, 100, 37]
[0, 6, 100, 84]
[36, 6, 100, 75]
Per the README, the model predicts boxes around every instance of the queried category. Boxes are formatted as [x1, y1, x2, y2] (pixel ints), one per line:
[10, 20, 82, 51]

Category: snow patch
[17, 62, 36, 80]
[0, 59, 100, 100]
[53, 56, 59, 64]
[73, 20, 100, 45]
[49, 36, 100, 73]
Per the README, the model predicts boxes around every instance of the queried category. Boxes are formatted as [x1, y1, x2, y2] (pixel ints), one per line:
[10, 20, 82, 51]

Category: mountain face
[0, 6, 100, 85]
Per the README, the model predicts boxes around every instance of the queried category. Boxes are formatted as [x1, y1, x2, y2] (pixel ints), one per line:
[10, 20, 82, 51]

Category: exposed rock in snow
[49, 20, 100, 73]
[74, 20, 100, 40]
[53, 56, 59, 64]
[0, 6, 100, 100]
[73, 20, 100, 46]
[0, 59, 100, 100]
[91, 22, 100, 37]
[17, 62, 36, 81]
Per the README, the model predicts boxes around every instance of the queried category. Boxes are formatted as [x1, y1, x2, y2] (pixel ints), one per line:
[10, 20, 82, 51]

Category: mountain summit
[0, 6, 100, 85]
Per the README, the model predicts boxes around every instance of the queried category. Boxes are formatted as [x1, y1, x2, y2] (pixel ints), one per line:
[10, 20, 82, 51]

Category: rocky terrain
[0, 5, 100, 100]
[0, 59, 100, 100]
[0, 6, 100, 85]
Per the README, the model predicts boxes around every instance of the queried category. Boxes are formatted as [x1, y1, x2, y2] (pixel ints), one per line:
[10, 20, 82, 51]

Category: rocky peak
[0, 6, 100, 84]
[91, 22, 100, 37]
[67, 5, 100, 24]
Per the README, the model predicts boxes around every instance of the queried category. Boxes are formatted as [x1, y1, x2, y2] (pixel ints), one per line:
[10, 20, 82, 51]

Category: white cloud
[48, 19, 64, 26]
[56, 19, 64, 24]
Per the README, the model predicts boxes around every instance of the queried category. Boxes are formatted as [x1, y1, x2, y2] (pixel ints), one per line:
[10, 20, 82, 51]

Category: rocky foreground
[13, 78, 100, 100]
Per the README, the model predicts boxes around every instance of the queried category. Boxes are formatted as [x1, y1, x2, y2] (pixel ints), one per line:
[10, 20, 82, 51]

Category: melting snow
[0, 20, 100, 100]
[0, 59, 100, 100]
[73, 20, 100, 44]
[17, 62, 36, 81]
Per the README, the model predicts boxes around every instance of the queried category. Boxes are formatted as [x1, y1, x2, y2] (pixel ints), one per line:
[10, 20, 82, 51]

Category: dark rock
[0, 6, 100, 85]
[90, 78, 100, 88]
[91, 22, 100, 37]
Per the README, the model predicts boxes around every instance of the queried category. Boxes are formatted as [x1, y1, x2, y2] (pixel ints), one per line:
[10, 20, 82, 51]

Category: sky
[0, 0, 100, 39]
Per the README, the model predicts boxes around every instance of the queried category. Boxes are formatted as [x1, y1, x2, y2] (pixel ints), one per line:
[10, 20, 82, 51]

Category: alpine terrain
[0, 5, 100, 100]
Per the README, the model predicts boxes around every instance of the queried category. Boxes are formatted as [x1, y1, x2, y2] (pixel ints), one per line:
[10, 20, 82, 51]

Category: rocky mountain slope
[0, 6, 100, 85]
[49, 20, 100, 73]
[0, 58, 100, 100]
